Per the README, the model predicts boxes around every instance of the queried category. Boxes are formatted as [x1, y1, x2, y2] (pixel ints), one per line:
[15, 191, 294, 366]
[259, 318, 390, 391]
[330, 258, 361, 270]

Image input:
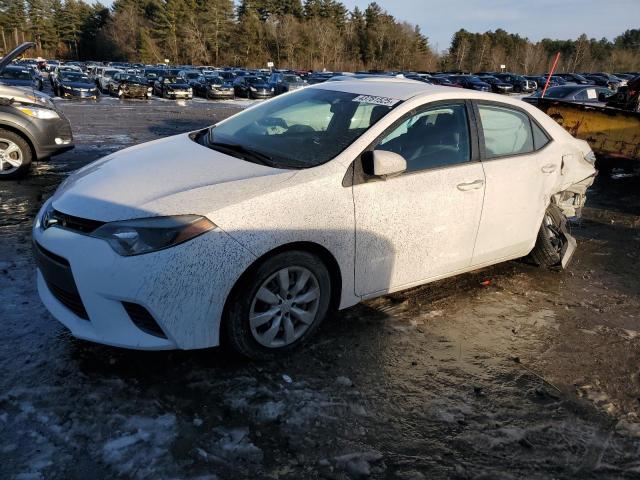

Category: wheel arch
[221, 241, 344, 333]
[0, 123, 36, 160]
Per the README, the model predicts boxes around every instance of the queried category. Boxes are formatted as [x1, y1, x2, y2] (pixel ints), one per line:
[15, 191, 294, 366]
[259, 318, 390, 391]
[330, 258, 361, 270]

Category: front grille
[47, 281, 89, 320]
[122, 302, 167, 338]
[52, 209, 104, 234]
[34, 242, 89, 320]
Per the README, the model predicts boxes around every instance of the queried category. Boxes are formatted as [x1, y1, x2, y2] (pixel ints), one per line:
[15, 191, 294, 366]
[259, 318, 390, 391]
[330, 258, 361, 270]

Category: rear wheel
[529, 204, 566, 267]
[224, 251, 331, 360]
[0, 129, 32, 180]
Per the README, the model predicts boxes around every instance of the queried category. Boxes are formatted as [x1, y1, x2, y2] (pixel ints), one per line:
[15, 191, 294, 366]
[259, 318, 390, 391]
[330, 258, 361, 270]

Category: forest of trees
[1, 0, 639, 73]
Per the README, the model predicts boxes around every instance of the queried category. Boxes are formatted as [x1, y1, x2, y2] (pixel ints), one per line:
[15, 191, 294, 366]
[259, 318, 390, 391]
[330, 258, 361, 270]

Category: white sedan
[33, 79, 596, 358]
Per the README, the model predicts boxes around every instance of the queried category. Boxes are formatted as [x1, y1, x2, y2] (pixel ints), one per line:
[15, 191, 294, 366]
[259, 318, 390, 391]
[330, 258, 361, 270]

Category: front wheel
[0, 129, 32, 179]
[224, 251, 331, 359]
[529, 204, 566, 267]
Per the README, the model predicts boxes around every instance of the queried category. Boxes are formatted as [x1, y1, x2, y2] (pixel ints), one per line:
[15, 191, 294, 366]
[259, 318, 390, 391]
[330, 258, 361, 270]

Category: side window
[531, 121, 550, 150]
[374, 103, 471, 172]
[478, 104, 534, 158]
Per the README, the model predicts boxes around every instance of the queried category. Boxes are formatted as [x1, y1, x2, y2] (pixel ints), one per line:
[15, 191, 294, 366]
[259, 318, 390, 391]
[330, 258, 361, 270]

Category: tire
[224, 250, 331, 360]
[0, 129, 32, 180]
[529, 204, 566, 268]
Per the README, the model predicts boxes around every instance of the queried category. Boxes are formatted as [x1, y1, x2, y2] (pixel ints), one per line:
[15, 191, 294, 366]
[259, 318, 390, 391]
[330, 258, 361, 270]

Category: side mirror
[364, 150, 407, 177]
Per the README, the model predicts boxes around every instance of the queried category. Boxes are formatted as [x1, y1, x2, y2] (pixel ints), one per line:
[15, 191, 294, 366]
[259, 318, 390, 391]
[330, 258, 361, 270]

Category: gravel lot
[1, 96, 639, 480]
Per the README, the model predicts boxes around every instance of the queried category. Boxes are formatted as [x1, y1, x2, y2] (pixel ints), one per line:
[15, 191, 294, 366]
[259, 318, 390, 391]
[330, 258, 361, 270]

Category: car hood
[51, 133, 296, 222]
[0, 42, 35, 74]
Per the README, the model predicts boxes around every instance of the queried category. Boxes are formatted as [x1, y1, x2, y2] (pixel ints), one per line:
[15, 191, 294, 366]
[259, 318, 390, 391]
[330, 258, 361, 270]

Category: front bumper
[250, 91, 274, 98]
[165, 90, 192, 99]
[33, 213, 256, 350]
[30, 110, 74, 160]
[61, 89, 99, 99]
[208, 90, 234, 99]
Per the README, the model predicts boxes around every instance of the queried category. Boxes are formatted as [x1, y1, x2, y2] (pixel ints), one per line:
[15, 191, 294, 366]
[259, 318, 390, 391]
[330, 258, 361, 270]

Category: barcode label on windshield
[352, 95, 400, 106]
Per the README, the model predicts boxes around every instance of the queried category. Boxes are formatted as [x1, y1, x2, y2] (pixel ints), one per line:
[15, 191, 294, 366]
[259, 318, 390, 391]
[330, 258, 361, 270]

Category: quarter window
[374, 103, 471, 172]
[478, 105, 534, 158]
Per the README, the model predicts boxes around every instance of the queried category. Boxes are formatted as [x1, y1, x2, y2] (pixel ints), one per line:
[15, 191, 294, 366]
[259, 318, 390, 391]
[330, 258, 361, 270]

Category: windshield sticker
[352, 94, 400, 106]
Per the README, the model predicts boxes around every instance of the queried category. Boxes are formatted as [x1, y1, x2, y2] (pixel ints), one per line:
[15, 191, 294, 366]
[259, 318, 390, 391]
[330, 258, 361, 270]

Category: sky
[97, 0, 640, 53]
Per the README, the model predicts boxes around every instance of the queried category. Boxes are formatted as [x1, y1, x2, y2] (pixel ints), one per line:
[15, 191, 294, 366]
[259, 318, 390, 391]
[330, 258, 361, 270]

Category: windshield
[284, 75, 302, 83]
[246, 77, 265, 85]
[104, 70, 118, 77]
[206, 76, 224, 84]
[164, 76, 180, 83]
[205, 88, 398, 169]
[124, 74, 145, 82]
[145, 70, 163, 78]
[1, 68, 31, 80]
[183, 72, 200, 79]
[61, 72, 90, 82]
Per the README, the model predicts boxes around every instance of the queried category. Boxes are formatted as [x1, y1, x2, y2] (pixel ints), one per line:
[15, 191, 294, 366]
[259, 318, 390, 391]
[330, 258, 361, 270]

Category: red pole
[541, 52, 561, 98]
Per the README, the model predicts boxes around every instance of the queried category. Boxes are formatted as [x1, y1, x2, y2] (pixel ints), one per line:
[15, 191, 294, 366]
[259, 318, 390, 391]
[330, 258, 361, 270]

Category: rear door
[471, 101, 559, 266]
[352, 101, 486, 296]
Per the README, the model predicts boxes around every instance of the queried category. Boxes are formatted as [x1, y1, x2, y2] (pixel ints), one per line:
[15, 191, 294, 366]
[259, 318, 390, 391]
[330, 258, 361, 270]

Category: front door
[352, 102, 486, 297]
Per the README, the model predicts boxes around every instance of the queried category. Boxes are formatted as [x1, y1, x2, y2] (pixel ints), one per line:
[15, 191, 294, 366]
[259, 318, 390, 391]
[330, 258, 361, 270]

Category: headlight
[91, 215, 216, 256]
[147, 87, 152, 92]
[15, 105, 60, 119]
[584, 150, 596, 165]
[270, 87, 274, 91]
[250, 86, 257, 92]
[188, 87, 193, 92]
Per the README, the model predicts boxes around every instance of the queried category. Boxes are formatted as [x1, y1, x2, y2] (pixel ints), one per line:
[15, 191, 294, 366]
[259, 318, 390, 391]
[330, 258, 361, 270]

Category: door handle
[541, 164, 557, 173]
[457, 179, 484, 191]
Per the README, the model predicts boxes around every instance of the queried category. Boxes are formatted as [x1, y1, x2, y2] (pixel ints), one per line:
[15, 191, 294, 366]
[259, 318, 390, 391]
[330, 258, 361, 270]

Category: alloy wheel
[249, 266, 320, 348]
[0, 138, 23, 175]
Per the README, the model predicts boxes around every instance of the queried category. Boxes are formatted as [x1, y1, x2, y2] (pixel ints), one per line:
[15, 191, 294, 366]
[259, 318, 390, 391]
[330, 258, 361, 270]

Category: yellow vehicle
[535, 99, 640, 165]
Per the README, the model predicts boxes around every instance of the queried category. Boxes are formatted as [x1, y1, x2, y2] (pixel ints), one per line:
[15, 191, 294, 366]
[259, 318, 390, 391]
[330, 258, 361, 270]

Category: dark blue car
[447, 75, 491, 92]
[0, 65, 43, 91]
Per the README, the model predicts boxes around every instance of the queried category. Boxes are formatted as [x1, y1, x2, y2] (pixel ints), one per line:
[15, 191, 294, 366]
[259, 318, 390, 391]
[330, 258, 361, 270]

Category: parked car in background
[49, 65, 82, 88]
[524, 75, 561, 90]
[493, 73, 537, 93]
[193, 75, 234, 99]
[446, 75, 491, 92]
[479, 75, 513, 93]
[54, 71, 99, 99]
[583, 73, 622, 90]
[179, 70, 204, 87]
[0, 43, 73, 179]
[428, 76, 461, 88]
[402, 73, 433, 84]
[555, 73, 594, 85]
[153, 74, 192, 99]
[108, 73, 151, 99]
[32, 79, 596, 358]
[142, 68, 165, 87]
[96, 68, 122, 93]
[307, 72, 336, 84]
[0, 65, 43, 91]
[233, 75, 274, 98]
[522, 85, 614, 105]
[269, 72, 306, 95]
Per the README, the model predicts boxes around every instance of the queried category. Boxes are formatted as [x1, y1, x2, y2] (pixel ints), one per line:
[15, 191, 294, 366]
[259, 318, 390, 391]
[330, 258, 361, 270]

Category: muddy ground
[1, 96, 639, 480]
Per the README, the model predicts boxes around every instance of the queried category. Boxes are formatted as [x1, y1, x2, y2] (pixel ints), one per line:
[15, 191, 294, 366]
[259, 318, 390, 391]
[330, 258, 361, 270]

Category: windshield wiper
[208, 141, 274, 167]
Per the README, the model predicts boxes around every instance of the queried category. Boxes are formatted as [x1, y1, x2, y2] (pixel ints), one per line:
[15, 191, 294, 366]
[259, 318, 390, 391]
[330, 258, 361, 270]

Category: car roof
[311, 78, 450, 101]
[310, 78, 547, 110]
